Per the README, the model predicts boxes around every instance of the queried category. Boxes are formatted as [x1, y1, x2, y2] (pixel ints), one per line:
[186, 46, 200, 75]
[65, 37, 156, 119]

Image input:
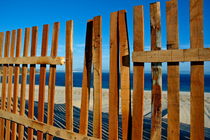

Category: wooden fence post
[65, 20, 74, 131]
[190, 0, 204, 139]
[118, 10, 131, 140]
[92, 16, 102, 139]
[132, 5, 144, 140]
[5, 30, 16, 140]
[150, 2, 162, 140]
[109, 11, 119, 140]
[166, 0, 180, 139]
[18, 27, 30, 140]
[0, 31, 10, 139]
[79, 20, 93, 135]
[37, 24, 49, 140]
[27, 26, 38, 140]
[46, 22, 60, 140]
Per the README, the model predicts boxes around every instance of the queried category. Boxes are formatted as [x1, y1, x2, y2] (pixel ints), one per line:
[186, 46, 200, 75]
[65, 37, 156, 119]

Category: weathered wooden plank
[27, 26, 38, 140]
[108, 11, 119, 140]
[79, 20, 93, 135]
[190, 0, 204, 139]
[118, 10, 131, 140]
[132, 5, 144, 140]
[0, 32, 4, 58]
[92, 16, 102, 139]
[132, 48, 210, 62]
[0, 110, 100, 140]
[65, 20, 73, 131]
[37, 24, 49, 140]
[0, 56, 65, 65]
[150, 2, 162, 140]
[46, 22, 60, 140]
[0, 56, 64, 65]
[0, 31, 10, 139]
[11, 29, 22, 140]
[5, 30, 16, 140]
[18, 27, 30, 140]
[166, 0, 180, 139]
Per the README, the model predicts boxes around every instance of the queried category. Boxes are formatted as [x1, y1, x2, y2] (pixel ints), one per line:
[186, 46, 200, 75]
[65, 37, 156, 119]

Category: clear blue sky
[0, 0, 210, 73]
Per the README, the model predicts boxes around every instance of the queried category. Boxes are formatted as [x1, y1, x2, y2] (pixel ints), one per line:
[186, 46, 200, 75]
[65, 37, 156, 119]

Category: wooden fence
[0, 0, 207, 139]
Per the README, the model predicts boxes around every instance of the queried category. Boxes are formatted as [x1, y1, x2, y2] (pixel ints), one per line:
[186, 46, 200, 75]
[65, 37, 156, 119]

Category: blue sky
[0, 0, 210, 73]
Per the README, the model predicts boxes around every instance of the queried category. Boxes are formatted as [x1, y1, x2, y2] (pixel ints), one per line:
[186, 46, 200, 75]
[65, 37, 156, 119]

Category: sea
[18, 72, 210, 92]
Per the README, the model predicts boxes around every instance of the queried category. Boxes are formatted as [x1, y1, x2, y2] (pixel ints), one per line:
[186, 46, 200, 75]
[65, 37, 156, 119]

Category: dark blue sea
[17, 72, 210, 92]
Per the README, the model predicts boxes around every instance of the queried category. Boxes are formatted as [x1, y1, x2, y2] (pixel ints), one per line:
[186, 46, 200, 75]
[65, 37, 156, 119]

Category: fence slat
[46, 22, 60, 140]
[65, 20, 73, 131]
[0, 31, 10, 139]
[79, 20, 93, 135]
[109, 11, 119, 140]
[37, 24, 49, 140]
[118, 10, 131, 140]
[150, 2, 162, 140]
[166, 0, 180, 139]
[27, 26, 38, 140]
[132, 6, 144, 140]
[5, 30, 16, 140]
[92, 16, 102, 139]
[0, 32, 4, 58]
[18, 28, 30, 140]
[11, 29, 22, 140]
[190, 0, 204, 139]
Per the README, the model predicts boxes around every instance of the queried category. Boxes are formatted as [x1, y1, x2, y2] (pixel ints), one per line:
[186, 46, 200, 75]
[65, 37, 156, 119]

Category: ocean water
[17, 72, 210, 92]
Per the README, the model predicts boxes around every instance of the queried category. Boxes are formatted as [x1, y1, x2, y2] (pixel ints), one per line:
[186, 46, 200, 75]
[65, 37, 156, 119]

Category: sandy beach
[1, 84, 210, 139]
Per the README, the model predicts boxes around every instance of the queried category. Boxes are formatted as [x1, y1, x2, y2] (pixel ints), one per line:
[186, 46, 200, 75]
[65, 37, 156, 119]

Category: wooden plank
[79, 20, 93, 135]
[190, 0, 204, 139]
[166, 0, 180, 139]
[0, 32, 4, 58]
[118, 10, 131, 140]
[108, 11, 119, 140]
[18, 27, 30, 140]
[0, 110, 100, 140]
[132, 6, 144, 140]
[0, 31, 10, 139]
[150, 2, 162, 140]
[92, 16, 102, 139]
[0, 56, 64, 64]
[5, 30, 16, 140]
[65, 20, 73, 131]
[27, 26, 38, 140]
[46, 22, 60, 140]
[132, 48, 210, 62]
[11, 29, 22, 140]
[37, 24, 49, 140]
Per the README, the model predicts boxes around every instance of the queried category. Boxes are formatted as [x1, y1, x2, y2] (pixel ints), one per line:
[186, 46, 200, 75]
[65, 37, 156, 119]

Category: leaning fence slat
[132, 6, 144, 140]
[92, 16, 102, 139]
[37, 24, 49, 140]
[18, 28, 30, 140]
[166, 0, 180, 139]
[118, 10, 131, 140]
[109, 11, 119, 140]
[5, 30, 16, 140]
[190, 0, 204, 139]
[27, 26, 38, 140]
[65, 20, 73, 131]
[150, 2, 162, 140]
[46, 22, 60, 140]
[0, 31, 10, 139]
[11, 29, 22, 140]
[0, 110, 100, 140]
[79, 20, 93, 135]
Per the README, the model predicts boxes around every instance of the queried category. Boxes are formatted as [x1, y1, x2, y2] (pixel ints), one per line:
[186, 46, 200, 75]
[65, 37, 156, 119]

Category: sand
[17, 85, 210, 128]
[1, 84, 210, 139]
